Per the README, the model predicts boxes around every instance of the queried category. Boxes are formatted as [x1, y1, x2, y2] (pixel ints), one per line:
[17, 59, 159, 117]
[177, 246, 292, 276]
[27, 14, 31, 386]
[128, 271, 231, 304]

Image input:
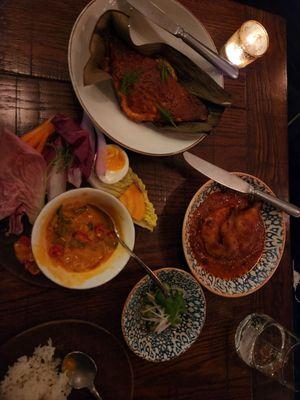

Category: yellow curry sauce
[46, 202, 117, 272]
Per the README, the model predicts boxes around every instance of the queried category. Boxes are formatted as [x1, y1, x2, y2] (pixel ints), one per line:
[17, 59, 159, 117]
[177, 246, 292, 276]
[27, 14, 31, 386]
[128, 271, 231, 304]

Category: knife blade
[183, 151, 300, 217]
[126, 0, 239, 79]
[128, 0, 181, 36]
[183, 152, 252, 193]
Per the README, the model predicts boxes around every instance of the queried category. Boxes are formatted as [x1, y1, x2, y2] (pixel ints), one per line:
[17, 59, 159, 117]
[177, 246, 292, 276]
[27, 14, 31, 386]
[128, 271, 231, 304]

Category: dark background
[235, 0, 300, 397]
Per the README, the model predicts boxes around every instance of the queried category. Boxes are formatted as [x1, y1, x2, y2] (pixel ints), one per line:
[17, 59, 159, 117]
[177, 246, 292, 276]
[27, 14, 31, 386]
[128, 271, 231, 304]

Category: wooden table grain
[0, 0, 293, 399]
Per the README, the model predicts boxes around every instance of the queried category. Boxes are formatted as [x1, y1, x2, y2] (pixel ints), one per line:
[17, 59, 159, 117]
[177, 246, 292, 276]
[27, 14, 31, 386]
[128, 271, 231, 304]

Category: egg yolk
[106, 146, 125, 171]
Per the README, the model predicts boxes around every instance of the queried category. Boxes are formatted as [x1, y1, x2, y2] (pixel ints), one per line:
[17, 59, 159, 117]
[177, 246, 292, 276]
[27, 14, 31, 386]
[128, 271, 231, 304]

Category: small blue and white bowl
[182, 173, 286, 298]
[122, 268, 206, 362]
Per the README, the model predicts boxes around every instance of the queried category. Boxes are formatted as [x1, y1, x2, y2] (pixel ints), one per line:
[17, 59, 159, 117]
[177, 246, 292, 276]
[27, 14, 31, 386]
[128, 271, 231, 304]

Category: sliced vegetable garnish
[141, 285, 186, 334]
[91, 168, 157, 231]
[119, 183, 145, 221]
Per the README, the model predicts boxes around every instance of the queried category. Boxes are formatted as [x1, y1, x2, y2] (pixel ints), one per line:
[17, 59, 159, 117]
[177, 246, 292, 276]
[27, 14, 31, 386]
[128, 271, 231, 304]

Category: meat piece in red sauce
[189, 190, 265, 280]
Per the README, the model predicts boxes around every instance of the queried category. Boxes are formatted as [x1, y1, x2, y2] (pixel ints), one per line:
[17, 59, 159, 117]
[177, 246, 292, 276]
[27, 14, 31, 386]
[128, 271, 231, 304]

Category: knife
[183, 152, 300, 217]
[126, 0, 239, 79]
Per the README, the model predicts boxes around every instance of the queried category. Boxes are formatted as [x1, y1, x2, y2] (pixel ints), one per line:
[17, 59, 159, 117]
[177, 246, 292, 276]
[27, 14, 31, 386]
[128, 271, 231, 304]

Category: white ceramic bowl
[31, 188, 135, 289]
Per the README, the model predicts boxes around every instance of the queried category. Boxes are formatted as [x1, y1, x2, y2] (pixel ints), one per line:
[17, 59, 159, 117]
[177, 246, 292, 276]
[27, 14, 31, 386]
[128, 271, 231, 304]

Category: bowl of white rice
[0, 339, 71, 400]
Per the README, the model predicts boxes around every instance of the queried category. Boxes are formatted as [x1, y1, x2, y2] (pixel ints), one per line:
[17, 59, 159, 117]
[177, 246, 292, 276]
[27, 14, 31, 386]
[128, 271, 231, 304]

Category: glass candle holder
[221, 20, 269, 68]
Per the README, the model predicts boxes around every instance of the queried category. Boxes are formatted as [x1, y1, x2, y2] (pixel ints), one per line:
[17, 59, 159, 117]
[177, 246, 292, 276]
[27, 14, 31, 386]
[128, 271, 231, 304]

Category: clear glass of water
[235, 313, 300, 391]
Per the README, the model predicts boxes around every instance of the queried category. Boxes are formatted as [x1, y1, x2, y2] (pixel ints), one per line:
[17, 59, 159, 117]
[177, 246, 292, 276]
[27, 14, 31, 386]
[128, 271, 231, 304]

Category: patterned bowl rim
[182, 172, 286, 298]
[121, 267, 207, 362]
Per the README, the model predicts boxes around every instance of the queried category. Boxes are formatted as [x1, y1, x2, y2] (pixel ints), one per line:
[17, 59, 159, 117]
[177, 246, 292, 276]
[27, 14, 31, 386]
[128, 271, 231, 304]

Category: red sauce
[189, 190, 265, 280]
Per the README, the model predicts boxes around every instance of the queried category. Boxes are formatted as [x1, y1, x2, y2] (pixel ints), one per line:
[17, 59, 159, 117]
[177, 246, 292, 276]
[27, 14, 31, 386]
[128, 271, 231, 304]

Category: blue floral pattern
[122, 268, 206, 362]
[182, 174, 286, 297]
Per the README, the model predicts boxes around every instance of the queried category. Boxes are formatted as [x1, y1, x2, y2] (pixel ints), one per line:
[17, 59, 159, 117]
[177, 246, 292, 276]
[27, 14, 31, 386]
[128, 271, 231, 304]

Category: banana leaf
[84, 10, 231, 134]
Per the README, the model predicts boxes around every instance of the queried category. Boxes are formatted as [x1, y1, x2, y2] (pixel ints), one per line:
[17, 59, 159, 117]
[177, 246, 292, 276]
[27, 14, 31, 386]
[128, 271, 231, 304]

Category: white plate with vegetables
[122, 267, 206, 362]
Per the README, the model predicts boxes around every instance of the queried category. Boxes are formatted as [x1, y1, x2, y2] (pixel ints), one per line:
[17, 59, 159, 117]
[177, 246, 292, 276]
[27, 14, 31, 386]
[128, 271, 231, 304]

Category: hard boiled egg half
[97, 144, 129, 184]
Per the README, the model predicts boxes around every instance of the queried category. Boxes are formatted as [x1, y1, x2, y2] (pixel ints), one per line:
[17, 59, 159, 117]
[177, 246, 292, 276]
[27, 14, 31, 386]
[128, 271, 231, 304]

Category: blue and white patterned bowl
[182, 173, 286, 298]
[122, 268, 206, 362]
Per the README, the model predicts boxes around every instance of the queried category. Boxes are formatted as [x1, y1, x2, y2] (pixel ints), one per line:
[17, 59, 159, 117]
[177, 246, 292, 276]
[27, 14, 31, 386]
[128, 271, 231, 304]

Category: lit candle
[221, 20, 269, 68]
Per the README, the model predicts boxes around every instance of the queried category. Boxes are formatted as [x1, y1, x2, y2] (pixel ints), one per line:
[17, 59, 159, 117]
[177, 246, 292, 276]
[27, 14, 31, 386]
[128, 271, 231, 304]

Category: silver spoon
[112, 222, 169, 297]
[62, 351, 102, 400]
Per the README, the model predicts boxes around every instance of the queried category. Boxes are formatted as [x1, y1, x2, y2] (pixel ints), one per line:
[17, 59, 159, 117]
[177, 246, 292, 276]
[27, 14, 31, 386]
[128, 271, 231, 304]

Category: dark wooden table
[0, 0, 293, 399]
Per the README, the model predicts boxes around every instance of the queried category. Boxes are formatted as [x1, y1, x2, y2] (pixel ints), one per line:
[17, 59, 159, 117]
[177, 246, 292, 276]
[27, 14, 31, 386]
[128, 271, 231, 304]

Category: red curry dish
[108, 38, 208, 124]
[189, 190, 265, 280]
[46, 202, 117, 273]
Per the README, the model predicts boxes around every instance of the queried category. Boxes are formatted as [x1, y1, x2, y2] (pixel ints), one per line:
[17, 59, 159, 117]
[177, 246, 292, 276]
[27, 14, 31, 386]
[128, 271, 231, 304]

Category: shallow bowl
[122, 267, 206, 362]
[182, 173, 286, 297]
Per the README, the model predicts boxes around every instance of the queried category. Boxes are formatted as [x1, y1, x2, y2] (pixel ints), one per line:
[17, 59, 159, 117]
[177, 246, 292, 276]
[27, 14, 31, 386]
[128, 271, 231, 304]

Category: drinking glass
[235, 313, 300, 391]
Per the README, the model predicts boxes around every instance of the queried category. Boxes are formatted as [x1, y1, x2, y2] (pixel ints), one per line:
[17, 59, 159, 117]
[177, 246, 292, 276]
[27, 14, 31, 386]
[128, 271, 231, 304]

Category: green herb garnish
[56, 205, 71, 225]
[87, 222, 94, 231]
[156, 104, 177, 128]
[141, 285, 186, 334]
[157, 62, 171, 82]
[120, 71, 140, 95]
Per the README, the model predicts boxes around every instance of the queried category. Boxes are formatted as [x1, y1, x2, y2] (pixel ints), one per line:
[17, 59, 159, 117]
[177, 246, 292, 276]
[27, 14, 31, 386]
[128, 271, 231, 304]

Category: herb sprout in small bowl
[122, 268, 206, 362]
[141, 285, 186, 334]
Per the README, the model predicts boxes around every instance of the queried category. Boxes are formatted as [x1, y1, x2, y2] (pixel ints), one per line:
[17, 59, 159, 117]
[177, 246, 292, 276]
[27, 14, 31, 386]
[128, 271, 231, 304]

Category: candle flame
[225, 43, 245, 66]
[246, 33, 257, 45]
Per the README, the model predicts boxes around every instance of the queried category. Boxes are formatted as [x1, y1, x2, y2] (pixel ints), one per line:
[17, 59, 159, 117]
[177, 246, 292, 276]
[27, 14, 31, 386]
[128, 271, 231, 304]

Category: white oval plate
[68, 0, 223, 156]
[32, 188, 135, 289]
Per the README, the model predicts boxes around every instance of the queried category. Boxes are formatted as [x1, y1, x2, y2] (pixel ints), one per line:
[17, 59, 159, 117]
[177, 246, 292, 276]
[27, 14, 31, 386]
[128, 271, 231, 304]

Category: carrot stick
[35, 127, 54, 153]
[21, 118, 55, 147]
[21, 121, 47, 142]
[23, 129, 45, 148]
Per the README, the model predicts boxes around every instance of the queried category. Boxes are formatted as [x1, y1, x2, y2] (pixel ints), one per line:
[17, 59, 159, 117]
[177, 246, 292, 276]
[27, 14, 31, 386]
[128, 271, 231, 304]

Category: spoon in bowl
[112, 221, 169, 297]
[62, 351, 102, 400]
